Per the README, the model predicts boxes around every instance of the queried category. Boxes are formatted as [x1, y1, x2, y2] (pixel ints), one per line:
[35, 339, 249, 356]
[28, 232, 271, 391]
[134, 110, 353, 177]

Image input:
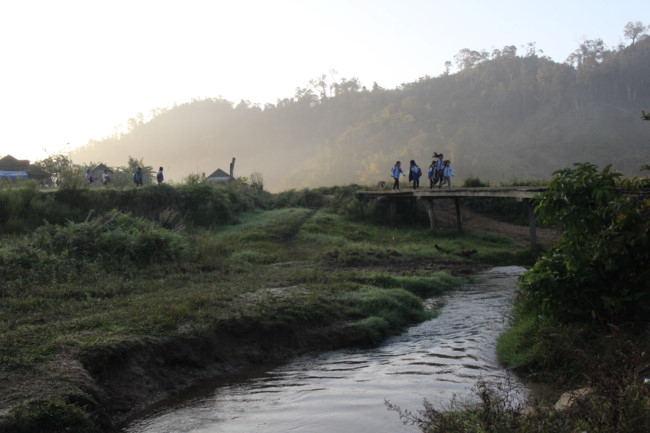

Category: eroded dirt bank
[95, 259, 488, 430]
[1, 319, 369, 432]
[89, 320, 370, 429]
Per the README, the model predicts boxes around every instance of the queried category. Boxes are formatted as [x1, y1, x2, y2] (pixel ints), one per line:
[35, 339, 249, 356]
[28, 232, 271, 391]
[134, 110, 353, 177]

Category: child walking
[428, 160, 436, 189]
[439, 160, 455, 189]
[409, 160, 422, 190]
[390, 161, 406, 190]
[434, 153, 444, 187]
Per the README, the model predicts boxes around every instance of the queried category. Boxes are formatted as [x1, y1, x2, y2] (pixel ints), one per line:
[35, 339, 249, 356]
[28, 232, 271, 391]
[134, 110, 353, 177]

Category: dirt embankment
[78, 259, 490, 429]
[86, 321, 368, 429]
[0, 319, 375, 432]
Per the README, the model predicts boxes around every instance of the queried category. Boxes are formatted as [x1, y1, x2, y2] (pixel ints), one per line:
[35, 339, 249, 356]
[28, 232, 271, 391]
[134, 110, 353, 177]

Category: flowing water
[122, 266, 526, 433]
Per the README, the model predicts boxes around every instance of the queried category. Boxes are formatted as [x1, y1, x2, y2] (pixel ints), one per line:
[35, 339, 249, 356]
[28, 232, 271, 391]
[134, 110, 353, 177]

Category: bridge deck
[357, 186, 548, 199]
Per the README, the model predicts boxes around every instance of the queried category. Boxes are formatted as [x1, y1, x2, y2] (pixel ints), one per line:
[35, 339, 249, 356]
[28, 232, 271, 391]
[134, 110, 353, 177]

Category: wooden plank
[357, 186, 547, 200]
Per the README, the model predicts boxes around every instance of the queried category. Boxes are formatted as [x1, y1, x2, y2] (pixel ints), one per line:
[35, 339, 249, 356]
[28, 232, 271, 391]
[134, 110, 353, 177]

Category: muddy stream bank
[118, 266, 526, 433]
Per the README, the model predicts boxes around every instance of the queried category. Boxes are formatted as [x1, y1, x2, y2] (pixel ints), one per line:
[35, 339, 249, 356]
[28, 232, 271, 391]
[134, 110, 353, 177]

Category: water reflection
[123, 266, 525, 433]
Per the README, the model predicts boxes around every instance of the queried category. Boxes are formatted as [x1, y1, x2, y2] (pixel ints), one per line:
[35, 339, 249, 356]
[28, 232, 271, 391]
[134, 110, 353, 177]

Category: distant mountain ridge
[73, 37, 650, 191]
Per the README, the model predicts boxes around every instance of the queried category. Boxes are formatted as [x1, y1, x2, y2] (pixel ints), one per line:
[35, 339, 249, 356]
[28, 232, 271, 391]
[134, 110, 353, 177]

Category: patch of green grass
[345, 316, 391, 343]
[353, 271, 465, 298]
[343, 286, 429, 328]
[322, 242, 401, 266]
[6, 400, 99, 433]
[495, 310, 541, 371]
[230, 250, 280, 264]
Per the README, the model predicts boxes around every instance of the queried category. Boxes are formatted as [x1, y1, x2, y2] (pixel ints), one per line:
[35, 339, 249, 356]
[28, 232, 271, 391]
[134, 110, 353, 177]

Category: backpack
[417, 167, 422, 176]
[89, 175, 94, 183]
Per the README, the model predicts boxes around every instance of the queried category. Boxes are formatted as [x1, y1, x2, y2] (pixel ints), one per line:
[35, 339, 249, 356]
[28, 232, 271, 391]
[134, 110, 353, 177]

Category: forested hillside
[73, 35, 650, 191]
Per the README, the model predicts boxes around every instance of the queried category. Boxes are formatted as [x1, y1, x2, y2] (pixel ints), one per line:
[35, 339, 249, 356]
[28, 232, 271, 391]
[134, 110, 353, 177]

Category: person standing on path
[134, 167, 143, 186]
[156, 167, 164, 184]
[102, 169, 111, 185]
[84, 169, 93, 184]
[390, 161, 406, 190]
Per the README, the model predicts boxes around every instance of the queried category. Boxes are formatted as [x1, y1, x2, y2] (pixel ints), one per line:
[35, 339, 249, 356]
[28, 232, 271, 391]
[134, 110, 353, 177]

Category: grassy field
[0, 198, 532, 432]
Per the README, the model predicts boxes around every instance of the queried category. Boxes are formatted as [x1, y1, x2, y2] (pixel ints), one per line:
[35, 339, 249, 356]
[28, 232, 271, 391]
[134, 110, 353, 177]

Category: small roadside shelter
[90, 163, 113, 182]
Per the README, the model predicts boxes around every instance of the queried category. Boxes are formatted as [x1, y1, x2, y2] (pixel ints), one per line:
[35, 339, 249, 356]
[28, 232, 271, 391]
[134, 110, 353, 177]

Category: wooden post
[422, 198, 435, 230]
[454, 198, 463, 231]
[526, 198, 537, 251]
[229, 157, 236, 183]
[388, 199, 397, 222]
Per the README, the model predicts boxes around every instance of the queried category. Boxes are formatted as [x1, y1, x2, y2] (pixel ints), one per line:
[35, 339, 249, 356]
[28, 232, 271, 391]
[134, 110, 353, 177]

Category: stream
[121, 266, 526, 433]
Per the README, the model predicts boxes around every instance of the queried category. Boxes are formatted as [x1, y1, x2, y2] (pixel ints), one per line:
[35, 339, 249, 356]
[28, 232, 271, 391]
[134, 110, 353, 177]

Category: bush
[0, 211, 194, 289]
[178, 182, 233, 227]
[345, 287, 428, 327]
[274, 188, 329, 209]
[462, 177, 489, 188]
[389, 347, 650, 433]
[520, 162, 650, 324]
[0, 185, 77, 234]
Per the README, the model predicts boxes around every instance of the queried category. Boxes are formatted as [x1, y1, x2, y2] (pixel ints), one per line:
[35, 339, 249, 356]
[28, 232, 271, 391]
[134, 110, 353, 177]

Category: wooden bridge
[357, 187, 548, 250]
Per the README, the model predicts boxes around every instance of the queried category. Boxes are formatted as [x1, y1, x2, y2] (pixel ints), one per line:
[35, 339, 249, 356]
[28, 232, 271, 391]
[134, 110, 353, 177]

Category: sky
[0, 0, 646, 163]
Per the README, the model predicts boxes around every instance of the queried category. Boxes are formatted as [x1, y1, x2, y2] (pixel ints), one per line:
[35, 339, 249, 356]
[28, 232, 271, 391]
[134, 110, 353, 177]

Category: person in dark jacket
[134, 167, 143, 186]
[409, 160, 422, 190]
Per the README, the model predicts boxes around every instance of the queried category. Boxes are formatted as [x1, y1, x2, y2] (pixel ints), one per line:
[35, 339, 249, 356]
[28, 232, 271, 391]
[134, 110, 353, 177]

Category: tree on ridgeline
[623, 21, 648, 45]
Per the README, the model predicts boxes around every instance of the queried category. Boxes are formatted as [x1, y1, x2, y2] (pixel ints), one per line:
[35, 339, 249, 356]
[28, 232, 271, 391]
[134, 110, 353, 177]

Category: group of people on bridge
[390, 152, 455, 191]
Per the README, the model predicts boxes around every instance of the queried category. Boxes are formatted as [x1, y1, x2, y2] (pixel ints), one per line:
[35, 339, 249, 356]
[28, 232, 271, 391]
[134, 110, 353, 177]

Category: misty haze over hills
[72, 35, 650, 192]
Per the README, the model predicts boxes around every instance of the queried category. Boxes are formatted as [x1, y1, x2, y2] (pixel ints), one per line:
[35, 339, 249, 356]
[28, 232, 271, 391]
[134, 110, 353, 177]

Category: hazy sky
[0, 0, 646, 163]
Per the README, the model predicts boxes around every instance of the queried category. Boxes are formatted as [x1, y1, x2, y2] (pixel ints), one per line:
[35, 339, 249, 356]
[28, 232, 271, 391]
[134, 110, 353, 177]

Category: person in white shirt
[439, 160, 455, 189]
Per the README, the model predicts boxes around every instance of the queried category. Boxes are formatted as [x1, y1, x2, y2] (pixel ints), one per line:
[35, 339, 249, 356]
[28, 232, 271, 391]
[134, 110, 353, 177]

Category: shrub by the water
[520, 163, 650, 324]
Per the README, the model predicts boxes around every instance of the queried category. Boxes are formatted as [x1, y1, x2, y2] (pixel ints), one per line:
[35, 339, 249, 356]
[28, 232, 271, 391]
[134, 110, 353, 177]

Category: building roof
[91, 163, 113, 173]
[207, 168, 230, 178]
[0, 155, 30, 171]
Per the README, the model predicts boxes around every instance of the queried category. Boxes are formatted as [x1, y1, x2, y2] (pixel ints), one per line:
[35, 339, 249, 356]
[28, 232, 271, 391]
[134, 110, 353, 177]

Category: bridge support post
[525, 198, 537, 251]
[388, 200, 397, 222]
[422, 199, 435, 230]
[454, 198, 463, 231]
